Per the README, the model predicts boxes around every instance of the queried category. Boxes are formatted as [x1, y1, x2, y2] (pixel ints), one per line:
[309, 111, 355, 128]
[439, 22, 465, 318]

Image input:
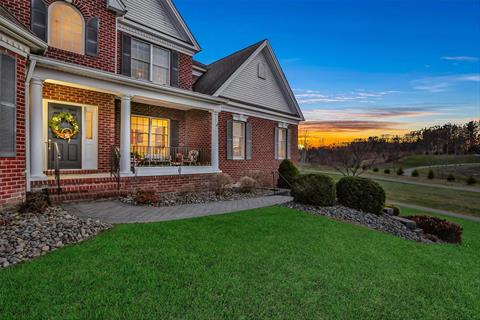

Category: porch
[28, 59, 223, 187]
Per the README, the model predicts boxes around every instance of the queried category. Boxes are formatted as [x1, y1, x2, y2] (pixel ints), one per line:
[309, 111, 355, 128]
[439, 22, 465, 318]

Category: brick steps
[49, 190, 128, 204]
[32, 176, 118, 188]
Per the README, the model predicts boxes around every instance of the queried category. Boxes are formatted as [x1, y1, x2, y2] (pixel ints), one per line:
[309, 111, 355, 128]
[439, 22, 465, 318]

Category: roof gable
[121, 0, 200, 51]
[195, 40, 303, 119]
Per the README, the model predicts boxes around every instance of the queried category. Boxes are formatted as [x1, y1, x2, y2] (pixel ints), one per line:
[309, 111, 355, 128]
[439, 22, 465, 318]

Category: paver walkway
[64, 196, 293, 224]
[390, 201, 480, 223]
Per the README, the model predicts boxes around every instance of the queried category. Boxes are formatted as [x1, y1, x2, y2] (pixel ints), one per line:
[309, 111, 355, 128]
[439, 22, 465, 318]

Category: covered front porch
[28, 56, 223, 187]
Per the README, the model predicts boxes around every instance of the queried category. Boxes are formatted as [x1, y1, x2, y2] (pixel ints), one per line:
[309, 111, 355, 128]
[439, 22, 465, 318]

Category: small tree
[427, 170, 435, 179]
[277, 159, 299, 189]
[447, 174, 455, 182]
[325, 140, 377, 176]
[397, 167, 404, 176]
[411, 169, 419, 177]
[466, 176, 477, 185]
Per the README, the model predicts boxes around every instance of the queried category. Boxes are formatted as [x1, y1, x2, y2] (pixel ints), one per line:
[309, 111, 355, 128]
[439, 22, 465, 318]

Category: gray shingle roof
[193, 40, 265, 95]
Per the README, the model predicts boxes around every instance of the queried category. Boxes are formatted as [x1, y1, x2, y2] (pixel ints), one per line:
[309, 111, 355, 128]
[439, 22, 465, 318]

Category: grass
[0, 206, 479, 319]
[383, 154, 480, 169]
[302, 167, 480, 217]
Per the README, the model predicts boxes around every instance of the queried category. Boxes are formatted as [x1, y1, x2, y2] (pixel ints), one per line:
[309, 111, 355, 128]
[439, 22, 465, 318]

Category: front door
[48, 103, 82, 169]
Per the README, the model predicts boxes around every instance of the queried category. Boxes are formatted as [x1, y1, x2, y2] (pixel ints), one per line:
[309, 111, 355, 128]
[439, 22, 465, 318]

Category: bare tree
[326, 140, 377, 176]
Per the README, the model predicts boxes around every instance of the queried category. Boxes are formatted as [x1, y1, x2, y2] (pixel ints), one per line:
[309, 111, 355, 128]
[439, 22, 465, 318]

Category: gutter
[30, 55, 228, 105]
[24, 59, 37, 192]
[0, 17, 47, 52]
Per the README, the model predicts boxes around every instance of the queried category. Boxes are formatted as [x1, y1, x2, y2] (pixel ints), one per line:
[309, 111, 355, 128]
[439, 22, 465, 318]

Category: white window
[131, 39, 170, 85]
[232, 121, 246, 159]
[278, 128, 287, 159]
[130, 116, 169, 148]
[49, 2, 84, 54]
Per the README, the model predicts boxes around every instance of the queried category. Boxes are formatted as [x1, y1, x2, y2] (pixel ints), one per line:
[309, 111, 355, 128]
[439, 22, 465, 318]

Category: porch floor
[63, 196, 293, 224]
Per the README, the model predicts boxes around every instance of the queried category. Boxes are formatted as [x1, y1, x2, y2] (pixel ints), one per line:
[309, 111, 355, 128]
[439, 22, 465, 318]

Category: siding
[122, 0, 186, 41]
[221, 50, 295, 114]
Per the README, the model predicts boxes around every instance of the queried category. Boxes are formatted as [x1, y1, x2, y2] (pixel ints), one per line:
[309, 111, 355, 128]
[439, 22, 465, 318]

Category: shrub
[427, 170, 434, 179]
[242, 170, 267, 187]
[277, 159, 299, 189]
[411, 169, 419, 177]
[384, 168, 391, 174]
[447, 174, 455, 182]
[19, 190, 51, 214]
[336, 177, 386, 215]
[133, 190, 159, 205]
[397, 167, 404, 176]
[373, 167, 379, 172]
[291, 174, 335, 206]
[384, 204, 400, 216]
[466, 176, 477, 185]
[209, 173, 233, 195]
[406, 215, 463, 243]
[239, 176, 257, 193]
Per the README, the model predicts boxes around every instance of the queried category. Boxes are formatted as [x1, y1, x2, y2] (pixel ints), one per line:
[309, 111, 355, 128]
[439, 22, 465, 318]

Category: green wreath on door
[48, 112, 80, 142]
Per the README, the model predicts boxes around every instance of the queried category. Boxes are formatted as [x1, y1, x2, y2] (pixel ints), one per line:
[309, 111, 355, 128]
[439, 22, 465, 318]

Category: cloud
[293, 89, 398, 105]
[442, 56, 479, 62]
[300, 120, 402, 132]
[411, 74, 480, 93]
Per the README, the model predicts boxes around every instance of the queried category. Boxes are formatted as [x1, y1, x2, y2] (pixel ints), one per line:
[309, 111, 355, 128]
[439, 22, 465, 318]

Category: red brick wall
[123, 174, 213, 193]
[0, 50, 26, 208]
[185, 110, 211, 148]
[179, 53, 193, 90]
[218, 112, 299, 184]
[1, 0, 117, 73]
[43, 83, 116, 172]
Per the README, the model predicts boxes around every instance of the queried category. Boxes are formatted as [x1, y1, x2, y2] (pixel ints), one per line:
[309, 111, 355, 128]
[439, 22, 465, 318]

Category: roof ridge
[206, 39, 266, 68]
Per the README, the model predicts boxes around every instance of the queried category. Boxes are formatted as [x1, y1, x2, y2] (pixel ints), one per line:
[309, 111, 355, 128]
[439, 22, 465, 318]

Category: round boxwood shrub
[427, 169, 435, 179]
[277, 159, 299, 189]
[336, 176, 386, 215]
[411, 169, 419, 177]
[384, 168, 391, 174]
[291, 174, 336, 206]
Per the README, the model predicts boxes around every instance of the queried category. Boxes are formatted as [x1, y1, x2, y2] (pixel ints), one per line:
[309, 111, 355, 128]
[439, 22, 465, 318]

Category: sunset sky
[177, 0, 480, 146]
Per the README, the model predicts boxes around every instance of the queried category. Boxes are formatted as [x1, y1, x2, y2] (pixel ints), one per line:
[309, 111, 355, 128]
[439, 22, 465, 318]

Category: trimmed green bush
[277, 159, 299, 189]
[427, 170, 435, 179]
[336, 177, 386, 214]
[466, 176, 477, 185]
[384, 168, 391, 174]
[411, 169, 419, 177]
[447, 174, 455, 182]
[397, 167, 404, 176]
[291, 174, 336, 206]
[373, 167, 379, 172]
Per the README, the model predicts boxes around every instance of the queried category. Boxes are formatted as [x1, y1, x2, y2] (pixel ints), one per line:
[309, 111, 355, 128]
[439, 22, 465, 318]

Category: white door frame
[42, 99, 99, 171]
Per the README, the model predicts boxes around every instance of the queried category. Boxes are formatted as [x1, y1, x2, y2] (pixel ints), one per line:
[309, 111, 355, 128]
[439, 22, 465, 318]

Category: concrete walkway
[389, 201, 480, 223]
[64, 196, 293, 224]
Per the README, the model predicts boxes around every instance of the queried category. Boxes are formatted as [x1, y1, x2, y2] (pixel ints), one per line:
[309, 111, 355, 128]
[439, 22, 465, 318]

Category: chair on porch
[171, 152, 184, 166]
[182, 150, 199, 166]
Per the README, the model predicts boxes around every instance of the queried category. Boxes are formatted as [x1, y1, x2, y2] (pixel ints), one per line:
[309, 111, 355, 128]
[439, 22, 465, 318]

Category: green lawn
[385, 154, 480, 169]
[1, 206, 479, 319]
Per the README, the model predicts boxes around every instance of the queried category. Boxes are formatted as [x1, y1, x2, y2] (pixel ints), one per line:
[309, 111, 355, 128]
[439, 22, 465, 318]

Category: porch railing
[47, 139, 62, 195]
[110, 145, 121, 190]
[131, 146, 211, 167]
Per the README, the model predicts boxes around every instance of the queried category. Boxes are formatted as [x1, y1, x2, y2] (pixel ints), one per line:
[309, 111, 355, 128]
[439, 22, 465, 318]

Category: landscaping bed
[283, 202, 436, 243]
[0, 206, 111, 268]
[120, 189, 275, 207]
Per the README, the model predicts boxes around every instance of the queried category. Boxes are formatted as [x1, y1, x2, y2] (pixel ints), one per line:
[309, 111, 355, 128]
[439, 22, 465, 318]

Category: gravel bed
[121, 189, 275, 207]
[283, 202, 434, 243]
[0, 207, 112, 268]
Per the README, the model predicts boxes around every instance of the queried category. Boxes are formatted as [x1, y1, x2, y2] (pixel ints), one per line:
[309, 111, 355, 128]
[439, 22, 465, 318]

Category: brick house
[0, 0, 304, 207]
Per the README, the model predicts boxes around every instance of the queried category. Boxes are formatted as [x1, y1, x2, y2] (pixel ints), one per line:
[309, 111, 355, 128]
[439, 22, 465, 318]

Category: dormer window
[131, 38, 170, 85]
[49, 2, 85, 54]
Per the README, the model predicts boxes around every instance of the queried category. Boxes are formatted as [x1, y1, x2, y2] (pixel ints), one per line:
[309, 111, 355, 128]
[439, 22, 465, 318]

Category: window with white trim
[232, 121, 246, 159]
[131, 39, 170, 85]
[277, 127, 287, 159]
[49, 2, 84, 54]
[130, 116, 169, 148]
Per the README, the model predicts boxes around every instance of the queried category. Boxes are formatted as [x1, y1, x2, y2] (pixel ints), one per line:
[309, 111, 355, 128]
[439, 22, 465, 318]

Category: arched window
[49, 2, 84, 54]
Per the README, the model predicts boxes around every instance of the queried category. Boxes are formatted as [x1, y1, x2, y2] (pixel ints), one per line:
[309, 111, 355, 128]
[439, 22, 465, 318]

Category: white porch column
[210, 110, 219, 170]
[30, 78, 46, 180]
[120, 95, 132, 175]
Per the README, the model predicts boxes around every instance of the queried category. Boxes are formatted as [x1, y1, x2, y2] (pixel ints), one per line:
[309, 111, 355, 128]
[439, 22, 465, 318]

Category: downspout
[24, 59, 37, 192]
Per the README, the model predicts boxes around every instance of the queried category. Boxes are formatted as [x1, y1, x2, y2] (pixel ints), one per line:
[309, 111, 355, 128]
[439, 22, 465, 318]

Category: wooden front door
[48, 103, 82, 169]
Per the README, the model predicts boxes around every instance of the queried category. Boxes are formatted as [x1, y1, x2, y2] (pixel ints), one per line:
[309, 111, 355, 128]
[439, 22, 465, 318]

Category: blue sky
[176, 0, 480, 142]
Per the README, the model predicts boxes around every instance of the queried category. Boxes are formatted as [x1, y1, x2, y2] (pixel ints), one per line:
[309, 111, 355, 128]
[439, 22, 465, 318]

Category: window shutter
[0, 54, 16, 157]
[170, 51, 180, 87]
[170, 119, 179, 147]
[274, 127, 279, 160]
[226, 119, 233, 160]
[31, 0, 47, 41]
[246, 122, 252, 160]
[121, 33, 131, 76]
[85, 17, 99, 56]
[287, 128, 291, 159]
